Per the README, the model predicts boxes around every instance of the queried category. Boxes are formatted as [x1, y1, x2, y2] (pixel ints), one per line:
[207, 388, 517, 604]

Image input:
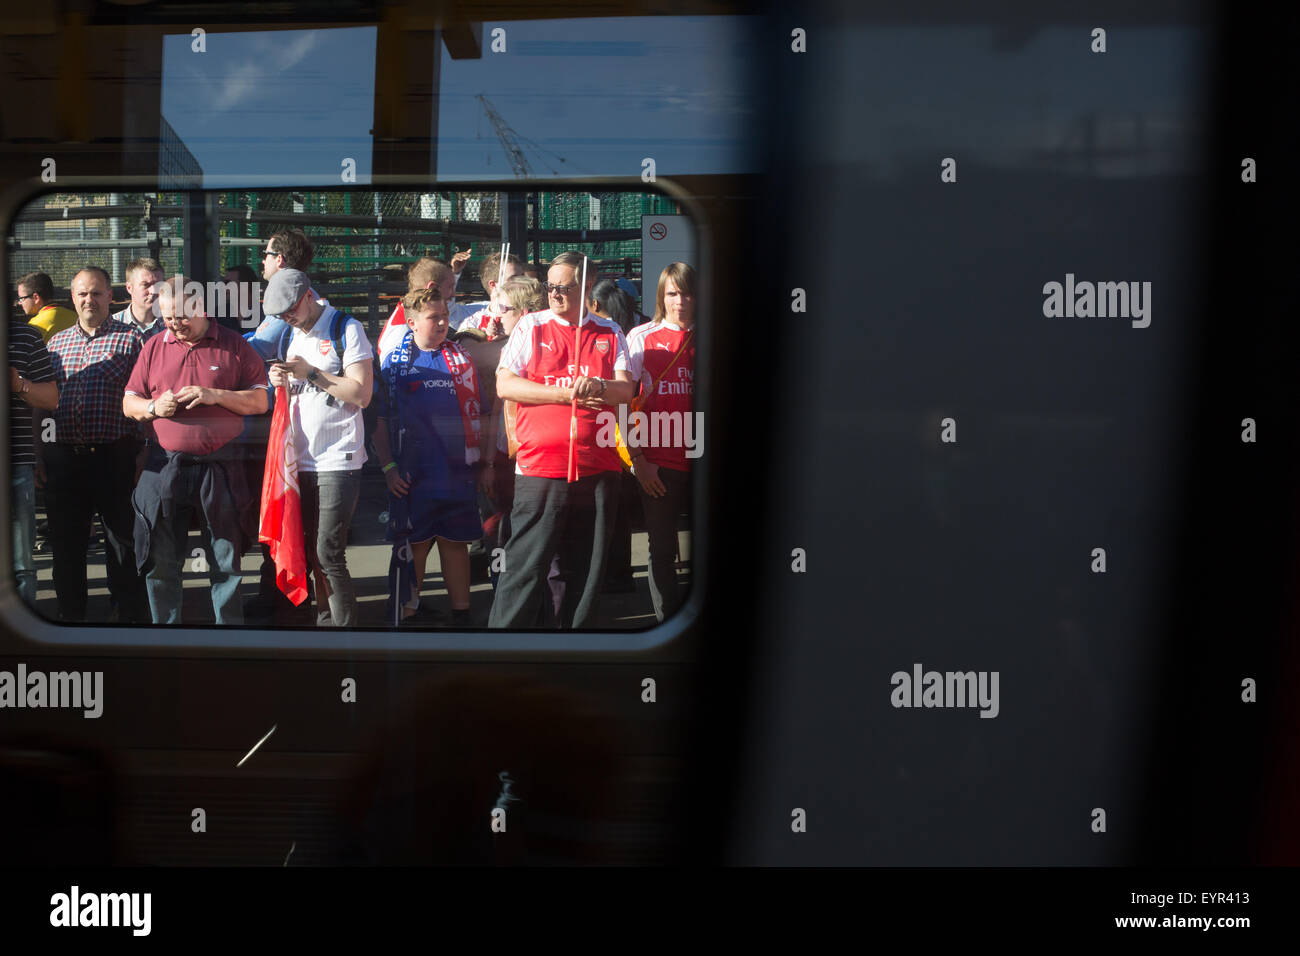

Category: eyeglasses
[263, 249, 281, 258]
[546, 283, 576, 295]
[14, 293, 34, 305]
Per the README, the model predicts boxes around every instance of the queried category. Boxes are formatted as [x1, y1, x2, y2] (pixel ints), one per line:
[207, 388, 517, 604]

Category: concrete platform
[30, 472, 690, 631]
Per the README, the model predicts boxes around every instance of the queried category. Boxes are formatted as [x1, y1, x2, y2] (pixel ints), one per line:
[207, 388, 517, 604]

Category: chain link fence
[8, 189, 678, 332]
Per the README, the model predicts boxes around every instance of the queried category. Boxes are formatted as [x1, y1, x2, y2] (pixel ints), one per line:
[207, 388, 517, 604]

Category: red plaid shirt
[47, 317, 142, 445]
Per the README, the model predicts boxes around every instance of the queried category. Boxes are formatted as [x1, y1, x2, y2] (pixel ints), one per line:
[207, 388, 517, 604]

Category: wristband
[597, 377, 607, 396]
[382, 462, 397, 473]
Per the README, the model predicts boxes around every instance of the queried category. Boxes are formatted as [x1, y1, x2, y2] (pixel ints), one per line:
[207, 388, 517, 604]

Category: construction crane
[476, 94, 577, 178]
[476, 94, 533, 178]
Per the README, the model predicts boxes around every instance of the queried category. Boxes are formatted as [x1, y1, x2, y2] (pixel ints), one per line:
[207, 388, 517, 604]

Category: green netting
[9, 189, 679, 318]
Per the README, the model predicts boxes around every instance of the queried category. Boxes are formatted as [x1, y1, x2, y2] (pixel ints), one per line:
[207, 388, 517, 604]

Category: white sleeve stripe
[498, 314, 536, 374]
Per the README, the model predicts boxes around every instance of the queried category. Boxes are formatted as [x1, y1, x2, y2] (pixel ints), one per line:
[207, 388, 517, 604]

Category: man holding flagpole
[488, 251, 635, 630]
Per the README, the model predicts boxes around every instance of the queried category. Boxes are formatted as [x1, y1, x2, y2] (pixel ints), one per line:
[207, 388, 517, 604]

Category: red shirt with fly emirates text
[626, 320, 696, 471]
[498, 310, 630, 478]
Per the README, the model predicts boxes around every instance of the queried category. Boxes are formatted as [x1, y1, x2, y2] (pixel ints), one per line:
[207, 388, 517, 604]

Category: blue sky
[161, 26, 378, 184]
[160, 17, 757, 187]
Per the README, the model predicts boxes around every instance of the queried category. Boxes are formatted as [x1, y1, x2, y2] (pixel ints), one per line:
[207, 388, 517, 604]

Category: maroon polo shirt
[124, 321, 268, 455]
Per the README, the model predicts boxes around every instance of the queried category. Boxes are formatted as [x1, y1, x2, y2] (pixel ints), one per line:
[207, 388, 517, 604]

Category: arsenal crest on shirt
[596, 339, 609, 354]
[318, 339, 332, 358]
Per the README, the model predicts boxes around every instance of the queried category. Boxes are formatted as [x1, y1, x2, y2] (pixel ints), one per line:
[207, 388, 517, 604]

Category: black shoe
[451, 607, 474, 628]
[400, 603, 444, 627]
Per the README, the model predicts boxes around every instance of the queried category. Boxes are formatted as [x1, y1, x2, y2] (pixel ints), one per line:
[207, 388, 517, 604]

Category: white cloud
[210, 31, 321, 112]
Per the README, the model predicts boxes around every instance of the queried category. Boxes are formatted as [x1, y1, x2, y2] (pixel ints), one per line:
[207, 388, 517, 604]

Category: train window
[4, 186, 703, 645]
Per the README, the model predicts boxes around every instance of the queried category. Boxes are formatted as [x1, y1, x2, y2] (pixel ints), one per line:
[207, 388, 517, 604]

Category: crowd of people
[8, 232, 697, 630]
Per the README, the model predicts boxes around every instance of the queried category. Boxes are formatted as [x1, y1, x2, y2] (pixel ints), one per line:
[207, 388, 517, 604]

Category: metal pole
[109, 192, 122, 280]
[182, 191, 202, 279]
[206, 193, 222, 280]
[6, 237, 184, 250]
[344, 192, 354, 278]
[372, 191, 380, 274]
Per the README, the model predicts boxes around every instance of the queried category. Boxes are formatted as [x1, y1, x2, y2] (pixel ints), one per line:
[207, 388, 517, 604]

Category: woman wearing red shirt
[625, 263, 697, 622]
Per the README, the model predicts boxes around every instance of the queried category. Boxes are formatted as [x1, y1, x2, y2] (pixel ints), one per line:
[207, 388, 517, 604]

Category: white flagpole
[567, 255, 588, 483]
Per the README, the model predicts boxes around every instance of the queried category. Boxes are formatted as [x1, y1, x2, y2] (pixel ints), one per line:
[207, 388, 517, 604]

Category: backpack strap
[276, 323, 293, 363]
[330, 310, 348, 370]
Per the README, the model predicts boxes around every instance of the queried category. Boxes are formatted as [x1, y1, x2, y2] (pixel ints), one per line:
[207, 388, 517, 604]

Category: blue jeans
[145, 462, 244, 625]
[11, 464, 35, 604]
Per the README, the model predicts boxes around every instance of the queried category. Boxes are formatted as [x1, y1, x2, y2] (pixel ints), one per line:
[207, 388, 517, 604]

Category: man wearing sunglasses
[488, 251, 636, 630]
[15, 271, 76, 343]
[246, 229, 318, 363]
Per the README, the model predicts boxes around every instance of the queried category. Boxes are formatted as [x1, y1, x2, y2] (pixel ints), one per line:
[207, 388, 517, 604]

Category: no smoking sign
[640, 214, 694, 314]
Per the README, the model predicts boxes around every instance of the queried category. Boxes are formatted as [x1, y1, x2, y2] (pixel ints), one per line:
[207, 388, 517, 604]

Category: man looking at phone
[264, 267, 373, 627]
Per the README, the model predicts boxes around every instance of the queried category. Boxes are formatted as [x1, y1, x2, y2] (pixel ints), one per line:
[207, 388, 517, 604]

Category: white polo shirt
[285, 304, 373, 472]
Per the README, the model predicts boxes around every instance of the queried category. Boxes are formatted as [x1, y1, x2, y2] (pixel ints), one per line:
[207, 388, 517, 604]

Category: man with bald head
[43, 266, 149, 623]
[124, 275, 270, 625]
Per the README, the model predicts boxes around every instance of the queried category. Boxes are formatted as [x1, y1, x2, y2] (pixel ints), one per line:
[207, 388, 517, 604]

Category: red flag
[259, 385, 308, 605]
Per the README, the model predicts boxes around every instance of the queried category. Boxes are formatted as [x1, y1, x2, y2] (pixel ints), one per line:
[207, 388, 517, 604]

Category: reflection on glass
[160, 27, 378, 186]
[436, 16, 758, 179]
[7, 188, 698, 634]
[156, 17, 756, 187]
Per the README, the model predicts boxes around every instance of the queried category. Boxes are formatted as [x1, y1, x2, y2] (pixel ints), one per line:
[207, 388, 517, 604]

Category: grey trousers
[299, 470, 361, 627]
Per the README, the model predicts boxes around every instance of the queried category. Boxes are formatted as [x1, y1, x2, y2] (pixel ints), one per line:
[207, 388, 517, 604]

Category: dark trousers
[489, 463, 516, 590]
[139, 453, 248, 626]
[44, 438, 148, 623]
[604, 472, 640, 583]
[299, 470, 361, 627]
[488, 471, 617, 629]
[492, 465, 560, 626]
[640, 465, 692, 622]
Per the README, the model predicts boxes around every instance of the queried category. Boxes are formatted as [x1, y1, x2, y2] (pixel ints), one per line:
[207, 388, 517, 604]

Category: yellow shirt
[28, 305, 76, 342]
